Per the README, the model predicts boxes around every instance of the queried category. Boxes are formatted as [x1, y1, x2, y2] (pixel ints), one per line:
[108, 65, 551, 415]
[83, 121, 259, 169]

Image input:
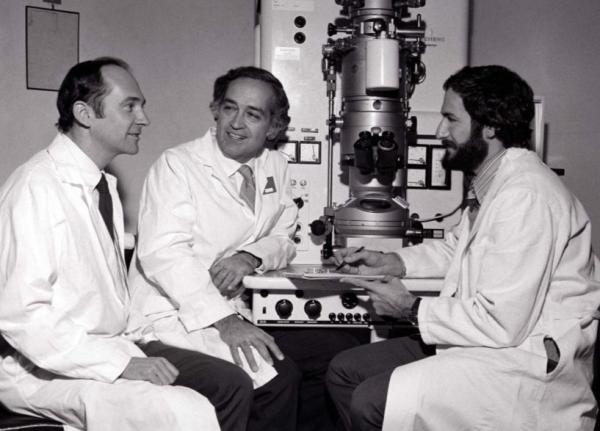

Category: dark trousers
[269, 328, 363, 431]
[326, 334, 435, 431]
[140, 341, 301, 431]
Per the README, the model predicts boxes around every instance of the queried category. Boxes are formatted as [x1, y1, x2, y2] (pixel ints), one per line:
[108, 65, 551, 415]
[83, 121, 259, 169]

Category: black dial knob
[341, 292, 359, 309]
[294, 16, 306, 28]
[294, 32, 306, 44]
[275, 299, 293, 319]
[310, 220, 327, 236]
[304, 300, 322, 319]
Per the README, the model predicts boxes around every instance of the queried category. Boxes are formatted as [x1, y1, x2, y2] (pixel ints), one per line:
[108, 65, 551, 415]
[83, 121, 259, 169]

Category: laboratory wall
[0, 0, 255, 231]
[470, 0, 600, 251]
[2, 0, 600, 252]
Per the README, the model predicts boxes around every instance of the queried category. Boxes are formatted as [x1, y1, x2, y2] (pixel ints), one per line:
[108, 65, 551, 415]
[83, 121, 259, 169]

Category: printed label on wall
[274, 47, 301, 61]
[272, 0, 315, 12]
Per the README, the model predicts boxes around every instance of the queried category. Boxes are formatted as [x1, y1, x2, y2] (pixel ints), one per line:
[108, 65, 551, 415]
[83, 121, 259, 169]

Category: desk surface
[243, 264, 443, 292]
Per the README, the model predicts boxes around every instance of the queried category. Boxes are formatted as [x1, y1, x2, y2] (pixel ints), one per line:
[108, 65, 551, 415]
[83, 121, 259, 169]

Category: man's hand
[209, 253, 259, 298]
[120, 357, 179, 385]
[214, 314, 284, 372]
[341, 277, 417, 320]
[332, 247, 406, 277]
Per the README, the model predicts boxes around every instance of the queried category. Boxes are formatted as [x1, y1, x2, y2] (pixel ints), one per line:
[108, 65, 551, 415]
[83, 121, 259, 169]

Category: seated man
[327, 65, 600, 431]
[128, 66, 359, 431]
[0, 58, 219, 430]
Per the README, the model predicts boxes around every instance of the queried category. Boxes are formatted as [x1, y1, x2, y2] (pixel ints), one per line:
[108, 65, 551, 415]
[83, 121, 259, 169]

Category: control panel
[252, 288, 385, 327]
[245, 265, 443, 328]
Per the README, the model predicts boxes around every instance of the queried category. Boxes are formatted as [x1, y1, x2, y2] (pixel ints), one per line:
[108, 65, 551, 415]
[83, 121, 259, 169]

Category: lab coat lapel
[206, 161, 250, 208]
[455, 155, 510, 298]
[464, 155, 509, 248]
[105, 173, 126, 255]
[441, 213, 471, 298]
[253, 151, 270, 217]
[52, 162, 129, 305]
[194, 136, 255, 210]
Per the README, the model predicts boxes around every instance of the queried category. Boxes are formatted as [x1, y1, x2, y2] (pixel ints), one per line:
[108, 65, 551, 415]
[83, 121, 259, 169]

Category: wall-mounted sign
[26, 6, 79, 91]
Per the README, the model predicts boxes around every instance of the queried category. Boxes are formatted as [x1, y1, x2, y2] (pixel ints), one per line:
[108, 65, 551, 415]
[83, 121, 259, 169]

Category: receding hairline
[97, 64, 146, 104]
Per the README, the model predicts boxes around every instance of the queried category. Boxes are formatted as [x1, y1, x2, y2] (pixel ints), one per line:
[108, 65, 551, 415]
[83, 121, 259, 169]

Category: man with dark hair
[327, 65, 600, 430]
[0, 57, 219, 430]
[129, 65, 358, 431]
[55, 57, 131, 133]
[210, 66, 291, 138]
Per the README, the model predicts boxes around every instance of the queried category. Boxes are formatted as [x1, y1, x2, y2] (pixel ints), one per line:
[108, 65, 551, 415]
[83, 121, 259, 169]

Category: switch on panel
[290, 177, 311, 252]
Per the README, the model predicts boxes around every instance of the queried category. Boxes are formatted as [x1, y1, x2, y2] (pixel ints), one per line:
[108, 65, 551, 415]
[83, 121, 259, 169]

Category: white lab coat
[0, 135, 219, 431]
[127, 128, 297, 386]
[383, 148, 600, 430]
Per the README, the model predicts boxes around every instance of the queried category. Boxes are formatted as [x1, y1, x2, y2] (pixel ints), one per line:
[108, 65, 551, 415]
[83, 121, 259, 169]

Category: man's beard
[441, 125, 488, 173]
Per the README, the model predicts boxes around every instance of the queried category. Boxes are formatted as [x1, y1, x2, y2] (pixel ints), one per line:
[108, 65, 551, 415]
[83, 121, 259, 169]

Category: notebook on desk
[281, 266, 385, 281]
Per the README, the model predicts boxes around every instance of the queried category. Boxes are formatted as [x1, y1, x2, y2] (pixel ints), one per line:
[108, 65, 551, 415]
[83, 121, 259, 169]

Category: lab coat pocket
[543, 323, 590, 382]
[543, 336, 560, 374]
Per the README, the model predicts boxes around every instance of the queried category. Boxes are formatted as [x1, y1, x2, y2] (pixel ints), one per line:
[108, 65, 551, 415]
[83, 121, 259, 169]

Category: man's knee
[272, 355, 302, 392]
[219, 361, 255, 399]
[201, 359, 254, 408]
[349, 377, 387, 431]
[326, 347, 358, 388]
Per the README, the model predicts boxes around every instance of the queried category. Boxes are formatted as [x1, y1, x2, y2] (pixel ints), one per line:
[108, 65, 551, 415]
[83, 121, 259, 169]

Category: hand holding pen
[332, 246, 407, 277]
[335, 246, 365, 271]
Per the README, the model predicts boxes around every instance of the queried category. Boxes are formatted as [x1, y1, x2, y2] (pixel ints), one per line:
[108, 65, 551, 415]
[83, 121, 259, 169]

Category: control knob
[275, 299, 293, 319]
[304, 300, 322, 319]
[310, 219, 327, 236]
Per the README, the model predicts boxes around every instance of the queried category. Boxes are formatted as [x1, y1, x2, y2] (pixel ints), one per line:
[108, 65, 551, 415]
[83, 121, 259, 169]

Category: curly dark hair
[210, 66, 291, 138]
[443, 65, 534, 148]
[56, 57, 130, 133]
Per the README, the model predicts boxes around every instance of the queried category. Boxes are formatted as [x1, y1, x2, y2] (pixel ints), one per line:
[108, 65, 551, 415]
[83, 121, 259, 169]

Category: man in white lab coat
[0, 58, 220, 431]
[128, 66, 359, 431]
[327, 65, 600, 430]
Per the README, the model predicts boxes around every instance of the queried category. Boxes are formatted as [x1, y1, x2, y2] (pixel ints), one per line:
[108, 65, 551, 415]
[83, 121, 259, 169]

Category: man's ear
[72, 101, 93, 128]
[266, 123, 282, 141]
[209, 101, 219, 121]
[482, 125, 497, 140]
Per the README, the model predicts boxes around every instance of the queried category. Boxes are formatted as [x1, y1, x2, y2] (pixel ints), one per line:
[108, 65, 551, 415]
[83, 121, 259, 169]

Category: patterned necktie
[465, 185, 480, 226]
[96, 174, 115, 241]
[238, 164, 256, 213]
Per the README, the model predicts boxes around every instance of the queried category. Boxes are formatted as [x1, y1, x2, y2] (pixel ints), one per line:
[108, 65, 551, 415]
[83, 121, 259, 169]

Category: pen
[335, 246, 365, 271]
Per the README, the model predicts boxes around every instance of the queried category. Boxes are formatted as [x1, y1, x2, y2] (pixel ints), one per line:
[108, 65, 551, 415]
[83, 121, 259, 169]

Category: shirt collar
[471, 149, 507, 203]
[47, 134, 108, 188]
[210, 129, 256, 178]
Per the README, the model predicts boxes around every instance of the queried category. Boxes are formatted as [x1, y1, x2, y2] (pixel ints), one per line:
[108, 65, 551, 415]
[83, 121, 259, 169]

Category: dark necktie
[238, 165, 256, 213]
[96, 174, 115, 241]
[465, 185, 480, 225]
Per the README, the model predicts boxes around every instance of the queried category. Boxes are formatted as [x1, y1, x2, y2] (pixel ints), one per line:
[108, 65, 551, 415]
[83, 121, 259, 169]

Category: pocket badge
[263, 176, 277, 194]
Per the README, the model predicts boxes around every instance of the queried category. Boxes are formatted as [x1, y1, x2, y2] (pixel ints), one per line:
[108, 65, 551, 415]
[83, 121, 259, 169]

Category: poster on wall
[26, 6, 79, 91]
